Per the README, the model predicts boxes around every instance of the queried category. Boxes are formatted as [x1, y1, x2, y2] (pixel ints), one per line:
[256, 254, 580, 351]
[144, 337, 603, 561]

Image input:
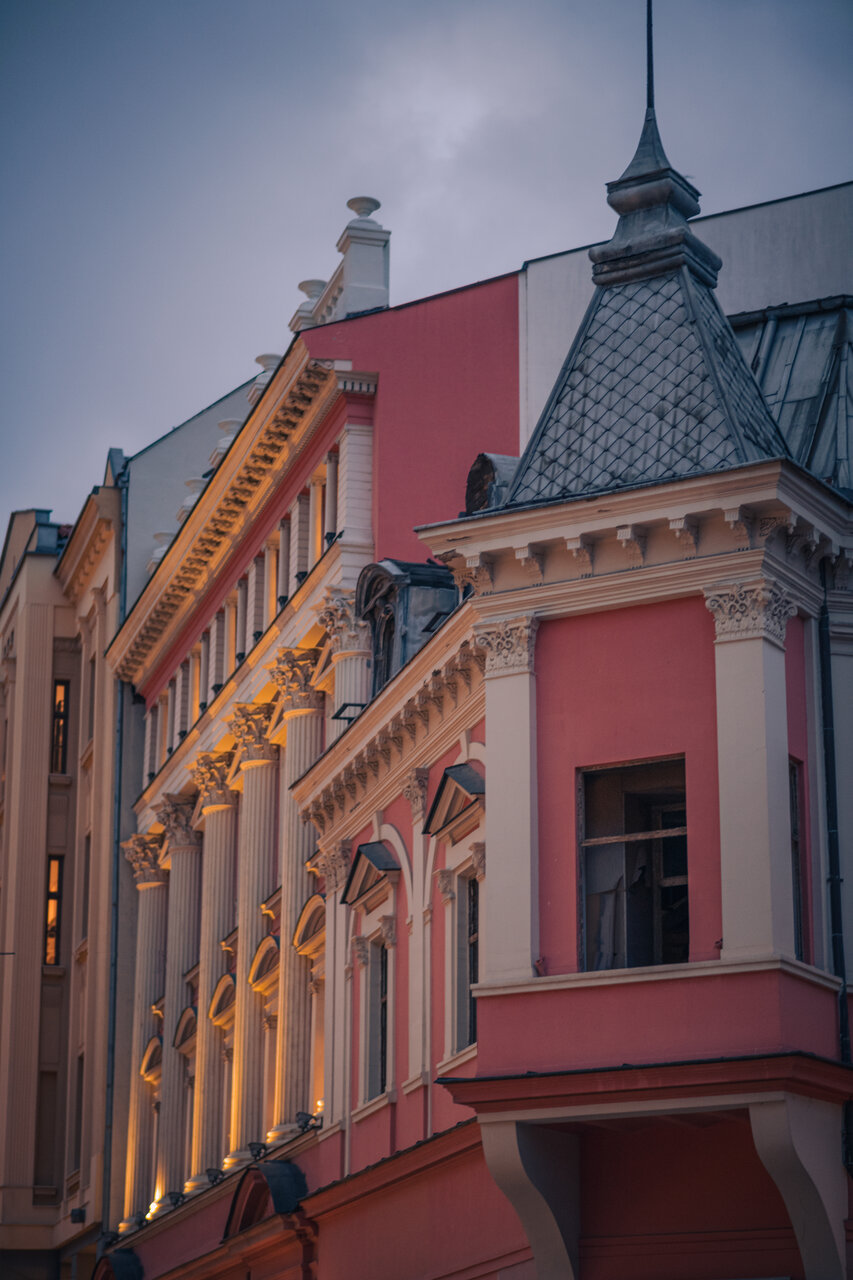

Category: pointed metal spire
[589, 1, 721, 289]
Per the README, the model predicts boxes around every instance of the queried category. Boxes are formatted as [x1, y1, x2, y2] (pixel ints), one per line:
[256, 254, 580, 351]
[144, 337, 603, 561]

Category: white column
[224, 597, 237, 677]
[209, 611, 226, 701]
[290, 494, 309, 589]
[308, 475, 324, 567]
[324, 451, 339, 547]
[185, 754, 236, 1191]
[704, 579, 798, 959]
[337, 423, 374, 556]
[199, 632, 210, 712]
[235, 579, 248, 663]
[175, 660, 190, 742]
[267, 654, 324, 1141]
[317, 588, 371, 743]
[263, 540, 278, 630]
[247, 554, 266, 648]
[277, 520, 291, 608]
[166, 679, 177, 755]
[474, 616, 538, 983]
[150, 798, 202, 1213]
[119, 835, 167, 1231]
[224, 704, 278, 1169]
[143, 707, 158, 787]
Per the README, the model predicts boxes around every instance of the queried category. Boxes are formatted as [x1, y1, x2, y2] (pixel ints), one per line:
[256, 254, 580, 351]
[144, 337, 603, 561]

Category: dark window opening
[44, 856, 63, 964]
[80, 835, 91, 940]
[71, 1054, 84, 1173]
[51, 680, 70, 773]
[368, 941, 388, 1098]
[373, 609, 396, 695]
[581, 758, 688, 971]
[466, 877, 479, 1046]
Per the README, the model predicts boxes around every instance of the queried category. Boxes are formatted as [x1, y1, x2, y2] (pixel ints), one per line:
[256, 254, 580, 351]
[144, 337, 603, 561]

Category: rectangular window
[455, 876, 479, 1049]
[44, 856, 63, 964]
[789, 758, 807, 962]
[580, 758, 688, 971]
[34, 1070, 58, 1188]
[367, 941, 388, 1098]
[51, 680, 70, 773]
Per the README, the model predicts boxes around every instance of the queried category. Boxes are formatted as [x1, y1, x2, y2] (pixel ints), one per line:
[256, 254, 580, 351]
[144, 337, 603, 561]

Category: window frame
[578, 756, 688, 973]
[51, 679, 71, 774]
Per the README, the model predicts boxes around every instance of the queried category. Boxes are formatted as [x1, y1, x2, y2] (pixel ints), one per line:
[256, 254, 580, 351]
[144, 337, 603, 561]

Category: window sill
[436, 1043, 477, 1075]
[48, 772, 73, 787]
[474, 954, 843, 996]
[401, 1070, 429, 1095]
[351, 1089, 396, 1123]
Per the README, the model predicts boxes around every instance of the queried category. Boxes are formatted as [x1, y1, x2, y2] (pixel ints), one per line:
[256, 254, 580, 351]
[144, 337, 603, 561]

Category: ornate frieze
[668, 516, 699, 558]
[474, 615, 539, 676]
[471, 842, 486, 881]
[616, 524, 646, 568]
[351, 936, 369, 968]
[123, 833, 166, 886]
[153, 794, 200, 851]
[436, 869, 455, 903]
[379, 915, 396, 948]
[267, 649, 324, 714]
[703, 578, 797, 648]
[564, 534, 594, 577]
[228, 702, 277, 763]
[316, 588, 370, 656]
[190, 752, 235, 810]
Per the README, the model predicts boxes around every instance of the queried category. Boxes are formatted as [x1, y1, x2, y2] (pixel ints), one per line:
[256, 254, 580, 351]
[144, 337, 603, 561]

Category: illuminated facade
[1, 155, 852, 1278]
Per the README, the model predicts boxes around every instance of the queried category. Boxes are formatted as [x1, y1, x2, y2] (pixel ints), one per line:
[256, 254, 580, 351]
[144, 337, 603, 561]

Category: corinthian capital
[267, 649, 324, 714]
[229, 702, 277, 763]
[703, 578, 797, 648]
[190, 752, 234, 810]
[474, 615, 539, 676]
[122, 833, 166, 886]
[316, 587, 371, 656]
[153, 794, 200, 851]
[317, 841, 351, 893]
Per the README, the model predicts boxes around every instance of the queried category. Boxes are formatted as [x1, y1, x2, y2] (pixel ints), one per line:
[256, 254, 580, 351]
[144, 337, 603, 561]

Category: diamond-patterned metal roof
[504, 108, 790, 510]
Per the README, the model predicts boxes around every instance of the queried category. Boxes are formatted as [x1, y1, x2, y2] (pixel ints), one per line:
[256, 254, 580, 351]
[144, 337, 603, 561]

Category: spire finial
[646, 0, 654, 111]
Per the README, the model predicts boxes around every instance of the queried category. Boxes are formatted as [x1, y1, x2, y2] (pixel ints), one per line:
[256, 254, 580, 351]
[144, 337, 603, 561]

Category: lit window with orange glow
[51, 680, 70, 774]
[44, 856, 63, 964]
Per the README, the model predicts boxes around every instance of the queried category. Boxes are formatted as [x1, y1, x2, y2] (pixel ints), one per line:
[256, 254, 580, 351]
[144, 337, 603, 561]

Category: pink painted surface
[302, 274, 520, 564]
[476, 967, 839, 1076]
[536, 597, 722, 975]
[785, 615, 814, 963]
[314, 1143, 530, 1280]
[580, 1114, 803, 1279]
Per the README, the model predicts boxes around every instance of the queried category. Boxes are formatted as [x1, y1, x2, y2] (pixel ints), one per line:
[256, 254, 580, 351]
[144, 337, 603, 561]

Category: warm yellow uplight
[315, 1097, 324, 1114]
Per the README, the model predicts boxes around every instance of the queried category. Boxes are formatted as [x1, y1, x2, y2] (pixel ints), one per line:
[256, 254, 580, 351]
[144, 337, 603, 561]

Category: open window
[580, 757, 688, 971]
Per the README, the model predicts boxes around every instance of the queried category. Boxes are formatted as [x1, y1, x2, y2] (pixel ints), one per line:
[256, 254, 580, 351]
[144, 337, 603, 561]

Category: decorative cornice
[316, 587, 370, 656]
[190, 752, 235, 811]
[474, 615, 539, 676]
[123, 833, 166, 886]
[108, 352, 379, 685]
[301, 637, 484, 836]
[153, 794, 201, 851]
[268, 649, 324, 714]
[229, 702, 277, 764]
[703, 578, 797, 648]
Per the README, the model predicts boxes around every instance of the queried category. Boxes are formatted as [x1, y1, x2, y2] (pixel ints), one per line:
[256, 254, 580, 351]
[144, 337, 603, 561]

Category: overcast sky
[1, 0, 851, 527]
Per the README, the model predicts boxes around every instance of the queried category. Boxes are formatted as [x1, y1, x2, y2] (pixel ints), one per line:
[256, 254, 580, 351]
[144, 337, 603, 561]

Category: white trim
[351, 1089, 396, 1123]
[435, 1043, 478, 1076]
[473, 953, 841, 997]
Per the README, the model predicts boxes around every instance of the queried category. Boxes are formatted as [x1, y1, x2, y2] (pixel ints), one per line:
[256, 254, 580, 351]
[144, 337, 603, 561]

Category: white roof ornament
[248, 352, 282, 406]
[290, 197, 390, 333]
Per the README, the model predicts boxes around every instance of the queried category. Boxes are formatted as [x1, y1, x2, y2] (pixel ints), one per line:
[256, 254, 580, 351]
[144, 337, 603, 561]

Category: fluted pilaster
[317, 588, 370, 743]
[185, 754, 236, 1191]
[150, 797, 201, 1214]
[268, 691, 324, 1141]
[225, 704, 278, 1168]
[119, 835, 167, 1231]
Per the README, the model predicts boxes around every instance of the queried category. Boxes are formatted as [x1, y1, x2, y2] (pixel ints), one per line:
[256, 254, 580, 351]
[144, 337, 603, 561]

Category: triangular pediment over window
[423, 763, 485, 843]
[341, 842, 400, 910]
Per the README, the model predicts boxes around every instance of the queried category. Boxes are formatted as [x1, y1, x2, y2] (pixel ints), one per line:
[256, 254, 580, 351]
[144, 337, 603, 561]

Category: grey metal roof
[732, 297, 852, 495]
[503, 110, 791, 510]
